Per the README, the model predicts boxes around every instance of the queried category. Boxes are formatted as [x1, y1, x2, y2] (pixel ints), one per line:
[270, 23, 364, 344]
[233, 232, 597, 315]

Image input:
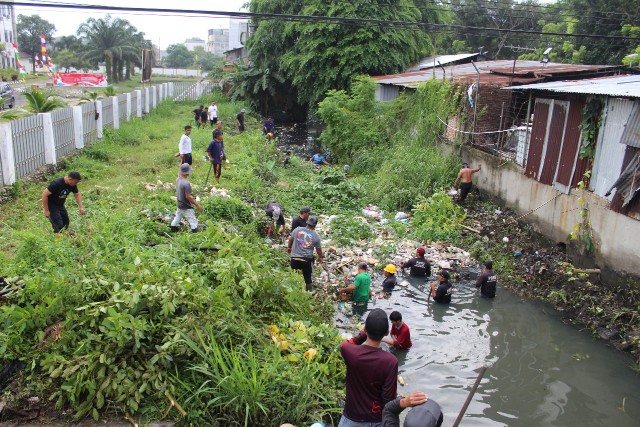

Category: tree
[77, 15, 142, 83]
[248, 0, 437, 109]
[54, 49, 91, 72]
[164, 44, 194, 68]
[17, 15, 56, 73]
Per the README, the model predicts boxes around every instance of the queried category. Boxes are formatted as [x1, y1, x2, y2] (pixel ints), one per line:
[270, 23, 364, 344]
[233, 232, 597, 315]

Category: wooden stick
[574, 268, 601, 274]
[165, 392, 187, 417]
[124, 413, 138, 427]
[452, 365, 489, 427]
[460, 224, 481, 234]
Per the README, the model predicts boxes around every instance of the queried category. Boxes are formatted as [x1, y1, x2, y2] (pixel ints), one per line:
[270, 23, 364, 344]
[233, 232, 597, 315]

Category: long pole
[452, 365, 489, 427]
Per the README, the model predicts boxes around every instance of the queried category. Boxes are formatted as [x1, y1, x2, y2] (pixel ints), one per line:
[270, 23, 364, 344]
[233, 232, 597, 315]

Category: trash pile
[143, 180, 175, 191]
[209, 187, 231, 197]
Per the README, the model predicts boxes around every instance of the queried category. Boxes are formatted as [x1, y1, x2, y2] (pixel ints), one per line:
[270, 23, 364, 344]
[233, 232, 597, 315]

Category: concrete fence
[0, 82, 181, 187]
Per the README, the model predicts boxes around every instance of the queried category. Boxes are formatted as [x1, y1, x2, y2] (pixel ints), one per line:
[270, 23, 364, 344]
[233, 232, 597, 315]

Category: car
[0, 82, 15, 109]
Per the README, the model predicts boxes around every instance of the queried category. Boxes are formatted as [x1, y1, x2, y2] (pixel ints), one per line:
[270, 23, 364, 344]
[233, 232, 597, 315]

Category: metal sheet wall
[590, 98, 633, 199]
[81, 102, 98, 145]
[102, 97, 114, 128]
[555, 100, 585, 189]
[525, 99, 550, 179]
[51, 108, 75, 158]
[610, 146, 640, 219]
[539, 101, 567, 185]
[11, 115, 45, 179]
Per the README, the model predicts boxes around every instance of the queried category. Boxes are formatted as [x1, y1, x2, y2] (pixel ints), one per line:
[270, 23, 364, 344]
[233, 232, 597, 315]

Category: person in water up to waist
[338, 262, 371, 304]
[475, 260, 497, 298]
[430, 270, 452, 304]
[401, 247, 431, 277]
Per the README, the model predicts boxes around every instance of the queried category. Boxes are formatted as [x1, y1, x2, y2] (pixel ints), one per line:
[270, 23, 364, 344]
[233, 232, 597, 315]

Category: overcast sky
[15, 0, 249, 48]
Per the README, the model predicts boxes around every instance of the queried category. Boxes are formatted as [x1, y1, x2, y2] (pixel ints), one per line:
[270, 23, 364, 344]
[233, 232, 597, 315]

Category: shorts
[459, 182, 473, 202]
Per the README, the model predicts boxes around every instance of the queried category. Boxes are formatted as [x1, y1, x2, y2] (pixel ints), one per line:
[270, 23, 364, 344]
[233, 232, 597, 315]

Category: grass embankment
[0, 95, 347, 426]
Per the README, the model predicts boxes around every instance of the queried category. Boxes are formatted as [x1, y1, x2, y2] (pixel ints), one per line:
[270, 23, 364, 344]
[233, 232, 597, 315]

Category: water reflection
[347, 271, 640, 426]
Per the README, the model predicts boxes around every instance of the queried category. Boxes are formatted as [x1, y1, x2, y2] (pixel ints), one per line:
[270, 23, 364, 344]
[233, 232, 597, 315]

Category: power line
[6, 0, 640, 41]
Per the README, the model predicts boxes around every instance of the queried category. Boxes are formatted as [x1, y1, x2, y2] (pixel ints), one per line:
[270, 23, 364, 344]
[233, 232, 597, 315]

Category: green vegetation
[0, 94, 345, 425]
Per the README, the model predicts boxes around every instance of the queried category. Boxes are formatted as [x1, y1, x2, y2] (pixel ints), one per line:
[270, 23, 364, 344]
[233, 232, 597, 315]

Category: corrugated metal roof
[504, 74, 640, 97]
[407, 53, 482, 71]
[620, 101, 640, 148]
[373, 61, 615, 88]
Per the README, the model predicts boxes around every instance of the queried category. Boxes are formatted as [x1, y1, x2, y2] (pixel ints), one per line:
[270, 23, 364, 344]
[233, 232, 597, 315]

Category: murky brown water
[340, 271, 640, 426]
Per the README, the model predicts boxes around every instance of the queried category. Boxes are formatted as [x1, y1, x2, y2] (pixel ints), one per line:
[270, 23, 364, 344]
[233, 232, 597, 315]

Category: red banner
[58, 73, 108, 87]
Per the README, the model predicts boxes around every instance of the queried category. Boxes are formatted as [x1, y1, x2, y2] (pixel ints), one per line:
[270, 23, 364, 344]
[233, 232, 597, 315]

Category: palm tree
[23, 89, 67, 113]
[227, 64, 286, 115]
[78, 90, 103, 104]
[77, 15, 140, 83]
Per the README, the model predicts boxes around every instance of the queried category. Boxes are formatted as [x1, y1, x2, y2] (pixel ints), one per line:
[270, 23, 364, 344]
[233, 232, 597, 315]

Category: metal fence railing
[102, 97, 114, 129]
[81, 102, 98, 145]
[141, 89, 147, 112]
[118, 94, 127, 121]
[51, 108, 75, 158]
[11, 114, 45, 179]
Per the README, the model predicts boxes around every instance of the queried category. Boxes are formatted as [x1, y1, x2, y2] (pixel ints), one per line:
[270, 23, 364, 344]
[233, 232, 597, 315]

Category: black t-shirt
[476, 270, 497, 298]
[200, 111, 208, 122]
[46, 177, 78, 208]
[434, 281, 452, 304]
[236, 113, 245, 125]
[292, 216, 307, 230]
[382, 276, 397, 292]
[192, 108, 201, 117]
[404, 257, 431, 277]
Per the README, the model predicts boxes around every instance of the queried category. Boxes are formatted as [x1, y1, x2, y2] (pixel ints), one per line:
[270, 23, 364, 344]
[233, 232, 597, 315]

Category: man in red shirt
[382, 311, 412, 350]
[339, 308, 398, 426]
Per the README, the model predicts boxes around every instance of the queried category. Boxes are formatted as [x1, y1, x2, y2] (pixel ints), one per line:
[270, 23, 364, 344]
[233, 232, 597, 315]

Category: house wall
[457, 145, 640, 278]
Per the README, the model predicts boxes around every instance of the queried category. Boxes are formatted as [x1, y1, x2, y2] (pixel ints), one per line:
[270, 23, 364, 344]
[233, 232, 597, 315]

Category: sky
[14, 0, 249, 48]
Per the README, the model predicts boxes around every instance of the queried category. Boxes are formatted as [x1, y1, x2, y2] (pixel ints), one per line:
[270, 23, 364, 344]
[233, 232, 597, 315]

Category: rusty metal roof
[407, 53, 485, 71]
[373, 61, 616, 88]
[503, 74, 640, 97]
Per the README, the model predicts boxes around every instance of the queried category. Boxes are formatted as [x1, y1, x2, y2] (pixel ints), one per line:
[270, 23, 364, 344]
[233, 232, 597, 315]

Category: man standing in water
[475, 261, 497, 298]
[454, 162, 481, 203]
[430, 270, 452, 304]
[339, 308, 398, 426]
[42, 171, 85, 233]
[338, 262, 371, 304]
[401, 247, 431, 277]
[288, 216, 323, 291]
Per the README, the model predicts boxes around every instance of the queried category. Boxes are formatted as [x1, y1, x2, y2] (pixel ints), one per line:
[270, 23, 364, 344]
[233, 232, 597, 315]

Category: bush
[410, 192, 466, 242]
[202, 196, 254, 223]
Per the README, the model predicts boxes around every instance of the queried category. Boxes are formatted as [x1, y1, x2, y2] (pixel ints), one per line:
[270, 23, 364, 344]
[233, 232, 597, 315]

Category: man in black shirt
[236, 108, 245, 133]
[192, 105, 203, 128]
[430, 270, 452, 304]
[292, 206, 311, 231]
[41, 171, 85, 233]
[476, 261, 497, 298]
[401, 247, 431, 277]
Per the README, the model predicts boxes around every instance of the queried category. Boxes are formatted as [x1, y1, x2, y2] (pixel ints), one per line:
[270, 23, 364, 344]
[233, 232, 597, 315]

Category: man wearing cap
[339, 308, 398, 426]
[265, 201, 286, 237]
[454, 162, 481, 203]
[288, 216, 323, 291]
[236, 108, 245, 133]
[292, 206, 311, 230]
[42, 171, 85, 233]
[338, 262, 371, 304]
[430, 270, 452, 304]
[170, 163, 203, 233]
[178, 125, 192, 165]
[382, 391, 444, 427]
[206, 130, 224, 184]
[382, 311, 412, 350]
[401, 248, 431, 277]
[475, 261, 497, 298]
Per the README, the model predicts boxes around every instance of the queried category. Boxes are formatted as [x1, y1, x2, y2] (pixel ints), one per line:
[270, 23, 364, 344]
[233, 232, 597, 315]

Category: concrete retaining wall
[458, 145, 640, 278]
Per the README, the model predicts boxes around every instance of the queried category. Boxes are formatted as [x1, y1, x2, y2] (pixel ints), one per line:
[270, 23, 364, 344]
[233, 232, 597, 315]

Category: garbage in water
[502, 237, 510, 243]
[447, 187, 458, 196]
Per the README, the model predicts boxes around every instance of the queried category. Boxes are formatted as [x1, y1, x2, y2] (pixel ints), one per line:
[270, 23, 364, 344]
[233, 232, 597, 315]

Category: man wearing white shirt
[179, 125, 193, 165]
[209, 101, 218, 126]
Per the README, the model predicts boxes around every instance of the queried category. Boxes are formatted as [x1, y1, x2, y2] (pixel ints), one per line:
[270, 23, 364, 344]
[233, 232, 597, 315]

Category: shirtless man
[454, 162, 481, 203]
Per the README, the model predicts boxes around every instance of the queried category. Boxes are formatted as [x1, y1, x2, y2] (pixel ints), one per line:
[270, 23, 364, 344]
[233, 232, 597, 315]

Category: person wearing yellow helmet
[380, 264, 398, 295]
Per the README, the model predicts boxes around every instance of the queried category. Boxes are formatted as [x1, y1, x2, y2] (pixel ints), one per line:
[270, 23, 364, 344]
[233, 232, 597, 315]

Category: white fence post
[0, 122, 16, 185]
[40, 112, 57, 165]
[169, 82, 174, 97]
[152, 86, 157, 109]
[144, 87, 150, 113]
[126, 93, 132, 121]
[96, 100, 103, 139]
[72, 106, 84, 149]
[112, 96, 120, 129]
[135, 90, 142, 117]
[196, 81, 203, 98]
[158, 84, 164, 102]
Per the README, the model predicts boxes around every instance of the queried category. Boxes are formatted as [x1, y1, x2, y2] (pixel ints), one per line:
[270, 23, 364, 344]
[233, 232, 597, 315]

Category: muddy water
[340, 272, 640, 426]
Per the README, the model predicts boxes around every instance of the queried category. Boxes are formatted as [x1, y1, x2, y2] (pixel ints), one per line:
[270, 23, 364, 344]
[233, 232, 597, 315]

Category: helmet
[267, 132, 273, 138]
[384, 264, 397, 274]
